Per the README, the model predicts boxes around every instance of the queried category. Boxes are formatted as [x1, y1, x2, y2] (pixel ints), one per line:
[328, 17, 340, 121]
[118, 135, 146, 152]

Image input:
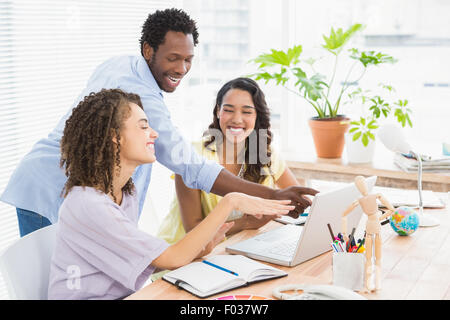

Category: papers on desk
[394, 153, 450, 172]
[373, 186, 446, 208]
[275, 214, 307, 225]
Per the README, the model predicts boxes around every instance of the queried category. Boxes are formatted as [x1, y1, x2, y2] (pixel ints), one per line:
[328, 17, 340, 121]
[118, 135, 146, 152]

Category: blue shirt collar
[137, 55, 163, 98]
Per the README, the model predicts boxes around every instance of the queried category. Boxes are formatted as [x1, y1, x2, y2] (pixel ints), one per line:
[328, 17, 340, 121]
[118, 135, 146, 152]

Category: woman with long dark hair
[157, 77, 302, 248]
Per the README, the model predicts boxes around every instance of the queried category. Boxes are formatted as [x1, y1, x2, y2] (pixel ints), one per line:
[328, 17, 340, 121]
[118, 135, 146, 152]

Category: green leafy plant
[347, 84, 413, 146]
[249, 23, 398, 119]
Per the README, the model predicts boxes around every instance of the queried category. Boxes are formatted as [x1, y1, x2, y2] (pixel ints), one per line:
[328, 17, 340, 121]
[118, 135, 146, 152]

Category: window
[0, 0, 179, 300]
[281, 0, 450, 154]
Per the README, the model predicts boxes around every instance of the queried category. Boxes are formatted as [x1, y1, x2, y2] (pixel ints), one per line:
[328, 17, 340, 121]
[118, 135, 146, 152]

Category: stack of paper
[394, 153, 450, 173]
[373, 186, 445, 208]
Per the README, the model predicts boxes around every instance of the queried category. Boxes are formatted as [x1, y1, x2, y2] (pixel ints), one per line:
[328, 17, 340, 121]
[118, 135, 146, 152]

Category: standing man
[1, 8, 317, 237]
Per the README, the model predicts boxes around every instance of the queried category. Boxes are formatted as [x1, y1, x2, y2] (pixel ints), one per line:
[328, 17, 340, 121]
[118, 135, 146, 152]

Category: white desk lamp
[378, 124, 440, 227]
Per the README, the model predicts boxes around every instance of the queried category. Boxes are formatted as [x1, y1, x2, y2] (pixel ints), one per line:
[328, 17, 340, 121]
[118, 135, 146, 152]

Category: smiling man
[1, 8, 317, 237]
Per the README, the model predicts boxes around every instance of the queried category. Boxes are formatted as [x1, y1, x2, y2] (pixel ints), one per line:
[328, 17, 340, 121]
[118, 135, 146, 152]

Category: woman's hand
[243, 214, 276, 229]
[225, 192, 295, 216]
[195, 222, 234, 258]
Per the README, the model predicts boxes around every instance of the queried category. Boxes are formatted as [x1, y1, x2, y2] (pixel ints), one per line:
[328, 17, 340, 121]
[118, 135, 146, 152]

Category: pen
[336, 241, 345, 252]
[349, 228, 356, 247]
[350, 227, 356, 240]
[202, 260, 239, 276]
[331, 242, 340, 253]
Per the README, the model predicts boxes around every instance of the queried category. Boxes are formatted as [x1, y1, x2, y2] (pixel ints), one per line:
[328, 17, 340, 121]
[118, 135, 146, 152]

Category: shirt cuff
[196, 159, 223, 193]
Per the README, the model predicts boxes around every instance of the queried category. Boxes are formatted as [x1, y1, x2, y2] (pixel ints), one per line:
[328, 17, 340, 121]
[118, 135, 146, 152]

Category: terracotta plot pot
[308, 116, 350, 158]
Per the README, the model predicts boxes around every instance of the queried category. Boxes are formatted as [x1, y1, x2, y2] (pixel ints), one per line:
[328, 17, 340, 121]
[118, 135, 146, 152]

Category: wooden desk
[283, 142, 450, 192]
[127, 203, 450, 300]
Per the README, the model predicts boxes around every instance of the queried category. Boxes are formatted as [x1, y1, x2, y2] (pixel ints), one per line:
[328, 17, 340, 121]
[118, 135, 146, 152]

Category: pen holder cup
[332, 252, 365, 291]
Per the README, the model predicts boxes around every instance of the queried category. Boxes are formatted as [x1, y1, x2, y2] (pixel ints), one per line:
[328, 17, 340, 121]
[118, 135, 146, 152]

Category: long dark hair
[203, 77, 273, 184]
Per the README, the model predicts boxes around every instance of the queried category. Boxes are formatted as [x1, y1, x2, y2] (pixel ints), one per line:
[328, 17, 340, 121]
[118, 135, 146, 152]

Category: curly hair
[204, 77, 273, 184]
[60, 88, 143, 202]
[139, 8, 199, 55]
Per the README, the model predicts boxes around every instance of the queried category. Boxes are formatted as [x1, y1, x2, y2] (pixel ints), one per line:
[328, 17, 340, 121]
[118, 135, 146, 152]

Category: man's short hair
[139, 8, 199, 55]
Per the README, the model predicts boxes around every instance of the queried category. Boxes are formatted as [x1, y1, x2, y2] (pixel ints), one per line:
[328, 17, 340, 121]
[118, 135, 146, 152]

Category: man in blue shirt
[1, 8, 318, 237]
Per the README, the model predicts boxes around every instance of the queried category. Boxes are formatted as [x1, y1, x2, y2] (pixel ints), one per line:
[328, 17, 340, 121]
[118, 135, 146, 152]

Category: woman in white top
[48, 88, 294, 300]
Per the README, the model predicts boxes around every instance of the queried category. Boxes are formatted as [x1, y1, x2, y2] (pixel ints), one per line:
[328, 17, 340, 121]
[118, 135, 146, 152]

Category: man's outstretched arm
[210, 168, 319, 217]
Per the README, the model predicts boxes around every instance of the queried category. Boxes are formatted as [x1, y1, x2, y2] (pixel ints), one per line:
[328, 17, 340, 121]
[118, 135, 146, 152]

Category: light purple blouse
[48, 186, 169, 300]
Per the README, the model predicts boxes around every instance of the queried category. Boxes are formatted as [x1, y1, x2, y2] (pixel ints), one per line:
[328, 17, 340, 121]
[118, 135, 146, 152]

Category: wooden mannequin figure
[341, 176, 395, 292]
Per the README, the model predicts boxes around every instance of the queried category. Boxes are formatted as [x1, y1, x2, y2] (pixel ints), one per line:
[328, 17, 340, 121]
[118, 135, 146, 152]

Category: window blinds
[0, 0, 180, 300]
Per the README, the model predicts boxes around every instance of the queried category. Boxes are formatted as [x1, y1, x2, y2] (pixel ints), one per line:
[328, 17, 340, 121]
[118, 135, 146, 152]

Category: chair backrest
[0, 224, 57, 300]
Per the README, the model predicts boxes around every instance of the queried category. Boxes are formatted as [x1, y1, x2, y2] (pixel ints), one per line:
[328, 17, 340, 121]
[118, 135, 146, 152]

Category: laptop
[226, 176, 377, 267]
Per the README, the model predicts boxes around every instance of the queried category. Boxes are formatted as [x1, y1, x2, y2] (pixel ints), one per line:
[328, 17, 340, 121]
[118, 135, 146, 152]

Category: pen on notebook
[202, 260, 239, 276]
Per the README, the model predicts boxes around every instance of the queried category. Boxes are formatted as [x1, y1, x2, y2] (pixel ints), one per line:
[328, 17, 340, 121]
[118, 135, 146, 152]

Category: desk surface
[127, 202, 450, 300]
[283, 141, 450, 192]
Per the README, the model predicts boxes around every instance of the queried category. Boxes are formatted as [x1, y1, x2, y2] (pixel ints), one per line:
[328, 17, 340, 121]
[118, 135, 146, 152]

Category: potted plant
[249, 23, 397, 158]
[345, 84, 413, 163]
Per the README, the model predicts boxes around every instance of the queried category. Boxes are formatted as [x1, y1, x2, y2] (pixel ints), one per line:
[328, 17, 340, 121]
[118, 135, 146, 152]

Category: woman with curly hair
[157, 78, 302, 250]
[48, 88, 294, 300]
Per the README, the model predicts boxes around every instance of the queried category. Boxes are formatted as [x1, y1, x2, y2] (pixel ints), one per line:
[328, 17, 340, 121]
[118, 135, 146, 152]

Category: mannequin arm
[341, 200, 359, 241]
[342, 200, 359, 218]
[376, 193, 395, 220]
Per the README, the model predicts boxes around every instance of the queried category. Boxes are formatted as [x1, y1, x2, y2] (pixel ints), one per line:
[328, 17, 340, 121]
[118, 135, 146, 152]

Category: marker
[350, 227, 356, 239]
[355, 237, 365, 253]
[336, 241, 346, 252]
[202, 260, 239, 276]
[331, 242, 340, 253]
[346, 235, 352, 252]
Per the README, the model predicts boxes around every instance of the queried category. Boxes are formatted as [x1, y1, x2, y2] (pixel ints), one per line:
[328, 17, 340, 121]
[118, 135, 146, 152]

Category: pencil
[327, 223, 335, 242]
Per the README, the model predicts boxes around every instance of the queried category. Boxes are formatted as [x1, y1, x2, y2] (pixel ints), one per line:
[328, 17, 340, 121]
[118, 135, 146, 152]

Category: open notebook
[162, 255, 287, 298]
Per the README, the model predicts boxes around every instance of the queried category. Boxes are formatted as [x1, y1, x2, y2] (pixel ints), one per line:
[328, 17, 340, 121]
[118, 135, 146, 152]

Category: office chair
[0, 224, 57, 300]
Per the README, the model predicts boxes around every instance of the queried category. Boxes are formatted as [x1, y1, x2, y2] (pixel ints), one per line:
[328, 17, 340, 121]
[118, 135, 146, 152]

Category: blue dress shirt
[1, 55, 223, 223]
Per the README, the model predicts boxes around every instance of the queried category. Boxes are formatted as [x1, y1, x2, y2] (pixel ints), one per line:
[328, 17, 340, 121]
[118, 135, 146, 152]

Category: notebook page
[163, 261, 244, 294]
[207, 255, 286, 282]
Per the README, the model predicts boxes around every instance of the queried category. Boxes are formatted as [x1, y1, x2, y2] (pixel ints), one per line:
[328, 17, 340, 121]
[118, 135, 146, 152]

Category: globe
[390, 206, 420, 236]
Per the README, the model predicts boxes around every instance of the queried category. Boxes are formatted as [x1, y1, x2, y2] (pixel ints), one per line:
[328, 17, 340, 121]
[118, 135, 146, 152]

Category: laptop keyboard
[227, 224, 303, 260]
[251, 225, 302, 258]
[268, 237, 299, 257]
[253, 230, 285, 242]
